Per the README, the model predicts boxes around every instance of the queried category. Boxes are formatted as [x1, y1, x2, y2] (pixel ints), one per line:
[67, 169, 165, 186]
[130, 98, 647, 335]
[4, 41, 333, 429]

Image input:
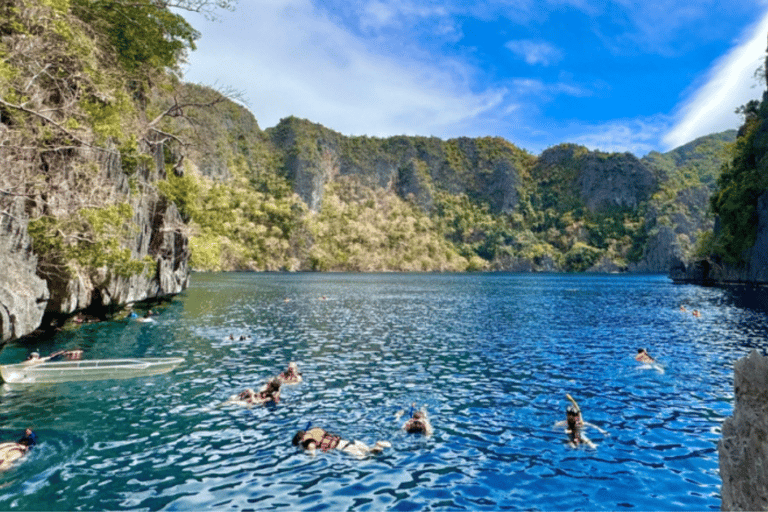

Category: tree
[70, 0, 235, 75]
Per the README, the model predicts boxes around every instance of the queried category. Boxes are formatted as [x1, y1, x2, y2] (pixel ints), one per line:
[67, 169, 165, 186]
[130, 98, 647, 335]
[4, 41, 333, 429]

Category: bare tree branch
[0, 97, 112, 152]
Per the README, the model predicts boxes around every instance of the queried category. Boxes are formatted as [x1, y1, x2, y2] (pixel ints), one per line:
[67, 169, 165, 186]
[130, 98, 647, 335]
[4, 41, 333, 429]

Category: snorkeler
[635, 348, 656, 364]
[230, 378, 282, 407]
[292, 427, 391, 458]
[0, 428, 36, 471]
[554, 395, 607, 449]
[277, 362, 302, 385]
[395, 404, 433, 436]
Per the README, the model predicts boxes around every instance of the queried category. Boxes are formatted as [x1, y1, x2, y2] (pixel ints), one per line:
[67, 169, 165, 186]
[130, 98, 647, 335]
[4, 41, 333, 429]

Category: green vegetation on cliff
[0, 0, 230, 298]
[707, 99, 768, 264]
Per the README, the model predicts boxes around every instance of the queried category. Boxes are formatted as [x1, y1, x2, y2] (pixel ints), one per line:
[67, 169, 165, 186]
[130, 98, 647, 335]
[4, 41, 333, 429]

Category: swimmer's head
[27, 352, 40, 360]
[292, 431, 305, 446]
[566, 404, 579, 416]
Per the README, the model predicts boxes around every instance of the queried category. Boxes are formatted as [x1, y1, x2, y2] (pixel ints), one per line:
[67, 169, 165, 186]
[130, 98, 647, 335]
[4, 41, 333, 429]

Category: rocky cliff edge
[719, 349, 768, 510]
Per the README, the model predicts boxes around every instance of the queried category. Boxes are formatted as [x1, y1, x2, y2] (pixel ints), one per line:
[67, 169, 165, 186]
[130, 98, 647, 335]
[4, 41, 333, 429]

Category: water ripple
[0, 274, 764, 510]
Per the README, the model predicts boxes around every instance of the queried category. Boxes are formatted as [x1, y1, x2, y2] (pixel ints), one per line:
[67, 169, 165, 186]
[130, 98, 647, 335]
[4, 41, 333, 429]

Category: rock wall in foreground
[718, 350, 768, 510]
[0, 197, 49, 343]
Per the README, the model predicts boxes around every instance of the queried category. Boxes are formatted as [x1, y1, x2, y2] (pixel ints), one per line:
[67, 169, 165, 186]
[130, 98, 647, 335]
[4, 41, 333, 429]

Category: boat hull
[0, 358, 184, 384]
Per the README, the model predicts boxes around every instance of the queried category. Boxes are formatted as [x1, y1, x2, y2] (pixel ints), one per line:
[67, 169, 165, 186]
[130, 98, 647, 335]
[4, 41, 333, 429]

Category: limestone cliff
[0, 198, 48, 342]
[0, 144, 190, 339]
[719, 350, 768, 511]
[0, 0, 191, 341]
[267, 116, 530, 215]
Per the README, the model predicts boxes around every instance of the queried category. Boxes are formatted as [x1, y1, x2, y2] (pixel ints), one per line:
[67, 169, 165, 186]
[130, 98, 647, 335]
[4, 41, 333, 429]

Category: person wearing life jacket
[292, 427, 390, 457]
[635, 348, 656, 364]
[278, 362, 302, 384]
[236, 378, 281, 406]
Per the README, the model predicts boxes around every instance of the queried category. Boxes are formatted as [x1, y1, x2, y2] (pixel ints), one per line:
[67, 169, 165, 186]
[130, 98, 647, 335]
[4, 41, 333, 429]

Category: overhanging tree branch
[0, 97, 115, 153]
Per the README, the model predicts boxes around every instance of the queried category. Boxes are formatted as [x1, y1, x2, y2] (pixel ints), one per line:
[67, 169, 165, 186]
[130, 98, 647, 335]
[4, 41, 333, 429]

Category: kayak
[0, 357, 184, 385]
[0, 442, 28, 471]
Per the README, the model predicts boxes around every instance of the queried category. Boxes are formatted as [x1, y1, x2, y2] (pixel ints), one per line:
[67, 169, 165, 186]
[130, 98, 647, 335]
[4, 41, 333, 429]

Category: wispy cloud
[662, 9, 768, 150]
[183, 0, 504, 138]
[570, 116, 672, 155]
[359, 0, 450, 32]
[505, 39, 564, 66]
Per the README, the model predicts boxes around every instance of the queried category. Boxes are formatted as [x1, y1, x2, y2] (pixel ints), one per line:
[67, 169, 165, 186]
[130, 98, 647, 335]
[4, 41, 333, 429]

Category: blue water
[0, 273, 767, 511]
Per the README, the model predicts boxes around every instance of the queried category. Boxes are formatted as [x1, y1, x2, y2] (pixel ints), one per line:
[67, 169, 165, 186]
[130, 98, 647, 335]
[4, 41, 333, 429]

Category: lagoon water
[1, 272, 767, 511]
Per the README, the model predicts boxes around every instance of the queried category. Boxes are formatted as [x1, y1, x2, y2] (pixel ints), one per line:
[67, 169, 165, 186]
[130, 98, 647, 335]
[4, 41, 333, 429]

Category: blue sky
[181, 0, 768, 156]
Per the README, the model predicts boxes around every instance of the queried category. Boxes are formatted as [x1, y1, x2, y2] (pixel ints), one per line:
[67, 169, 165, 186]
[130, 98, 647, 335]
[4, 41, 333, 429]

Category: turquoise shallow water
[0, 272, 766, 511]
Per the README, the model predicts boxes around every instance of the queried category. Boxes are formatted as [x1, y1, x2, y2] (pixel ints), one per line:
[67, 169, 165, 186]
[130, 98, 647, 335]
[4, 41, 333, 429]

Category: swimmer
[692, 309, 701, 317]
[277, 362, 302, 384]
[635, 348, 665, 373]
[554, 396, 607, 449]
[402, 409, 433, 436]
[18, 428, 36, 448]
[679, 305, 687, 312]
[292, 427, 391, 458]
[395, 404, 433, 436]
[0, 428, 36, 471]
[635, 348, 656, 364]
[229, 378, 281, 407]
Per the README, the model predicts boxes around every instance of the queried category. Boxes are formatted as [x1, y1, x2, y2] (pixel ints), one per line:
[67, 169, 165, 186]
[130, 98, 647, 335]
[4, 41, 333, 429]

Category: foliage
[709, 117, 767, 264]
[69, 0, 199, 75]
[308, 178, 467, 271]
[28, 203, 151, 279]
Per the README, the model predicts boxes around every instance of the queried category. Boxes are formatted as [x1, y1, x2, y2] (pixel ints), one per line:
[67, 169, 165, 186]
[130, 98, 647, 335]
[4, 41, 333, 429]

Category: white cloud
[182, 0, 503, 137]
[570, 116, 672, 156]
[662, 10, 768, 150]
[505, 39, 564, 66]
[359, 0, 449, 32]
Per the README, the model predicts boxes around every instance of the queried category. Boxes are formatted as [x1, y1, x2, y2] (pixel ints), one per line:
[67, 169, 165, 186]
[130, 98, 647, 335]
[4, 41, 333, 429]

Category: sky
[181, 0, 768, 157]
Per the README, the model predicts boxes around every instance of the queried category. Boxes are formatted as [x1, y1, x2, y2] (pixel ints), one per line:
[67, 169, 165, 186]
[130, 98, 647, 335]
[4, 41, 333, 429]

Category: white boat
[0, 357, 184, 384]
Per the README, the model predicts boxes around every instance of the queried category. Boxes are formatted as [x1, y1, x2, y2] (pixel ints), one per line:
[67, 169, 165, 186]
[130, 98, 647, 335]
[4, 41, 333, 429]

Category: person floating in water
[554, 395, 607, 449]
[395, 404, 433, 436]
[231, 378, 282, 406]
[635, 348, 665, 373]
[18, 428, 36, 448]
[277, 362, 302, 384]
[292, 427, 391, 457]
[635, 348, 656, 364]
[0, 428, 36, 471]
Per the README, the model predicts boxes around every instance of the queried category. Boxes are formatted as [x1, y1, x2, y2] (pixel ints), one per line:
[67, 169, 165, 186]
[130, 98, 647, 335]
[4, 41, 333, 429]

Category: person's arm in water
[582, 421, 609, 435]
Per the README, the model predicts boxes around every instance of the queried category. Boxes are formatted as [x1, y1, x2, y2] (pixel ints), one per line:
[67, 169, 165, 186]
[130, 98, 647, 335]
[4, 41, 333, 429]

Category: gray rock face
[576, 152, 658, 213]
[43, 147, 190, 316]
[0, 197, 49, 342]
[719, 350, 768, 511]
[0, 143, 190, 342]
[672, 191, 768, 285]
